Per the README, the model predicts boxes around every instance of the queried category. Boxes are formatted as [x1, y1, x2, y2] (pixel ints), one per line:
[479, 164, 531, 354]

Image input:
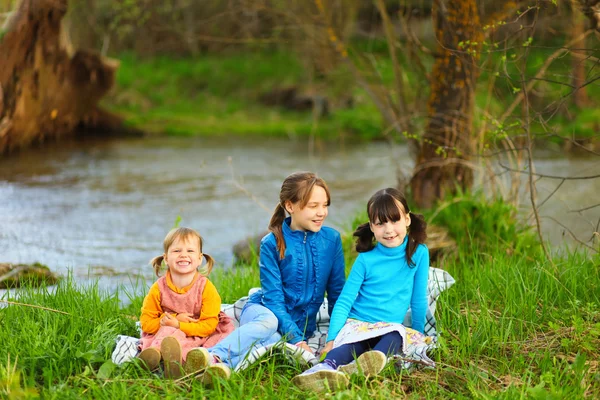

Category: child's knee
[258, 313, 278, 334]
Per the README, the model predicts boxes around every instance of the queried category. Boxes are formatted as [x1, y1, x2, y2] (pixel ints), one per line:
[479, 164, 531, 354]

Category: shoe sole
[185, 348, 211, 375]
[197, 363, 231, 386]
[339, 350, 387, 377]
[161, 336, 183, 379]
[292, 370, 349, 392]
[137, 347, 161, 371]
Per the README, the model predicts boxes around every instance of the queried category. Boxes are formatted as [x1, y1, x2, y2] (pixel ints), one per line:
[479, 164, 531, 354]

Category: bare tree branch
[569, 203, 600, 213]
[499, 30, 595, 125]
[498, 163, 600, 180]
[541, 216, 599, 252]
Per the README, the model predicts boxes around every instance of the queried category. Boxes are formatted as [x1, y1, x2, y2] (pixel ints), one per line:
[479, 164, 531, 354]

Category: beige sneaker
[185, 348, 213, 375]
[196, 363, 231, 386]
[160, 336, 183, 379]
[137, 347, 161, 371]
[338, 350, 387, 377]
[292, 363, 349, 393]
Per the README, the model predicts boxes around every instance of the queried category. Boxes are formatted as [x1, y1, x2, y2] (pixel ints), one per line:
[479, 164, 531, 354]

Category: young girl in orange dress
[137, 227, 234, 378]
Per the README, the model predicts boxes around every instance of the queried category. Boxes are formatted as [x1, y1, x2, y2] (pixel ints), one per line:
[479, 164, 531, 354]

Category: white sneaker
[292, 363, 349, 393]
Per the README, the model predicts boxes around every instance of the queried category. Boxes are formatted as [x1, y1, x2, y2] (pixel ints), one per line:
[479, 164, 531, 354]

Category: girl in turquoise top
[293, 188, 429, 393]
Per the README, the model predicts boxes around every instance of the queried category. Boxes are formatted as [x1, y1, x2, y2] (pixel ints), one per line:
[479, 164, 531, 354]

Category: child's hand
[295, 341, 314, 354]
[320, 340, 334, 356]
[176, 313, 198, 323]
[160, 312, 180, 328]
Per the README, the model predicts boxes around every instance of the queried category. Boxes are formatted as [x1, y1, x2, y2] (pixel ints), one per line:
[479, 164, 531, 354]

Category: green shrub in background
[425, 191, 539, 255]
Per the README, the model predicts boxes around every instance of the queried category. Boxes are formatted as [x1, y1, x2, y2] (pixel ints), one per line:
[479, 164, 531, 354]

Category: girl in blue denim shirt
[188, 171, 346, 384]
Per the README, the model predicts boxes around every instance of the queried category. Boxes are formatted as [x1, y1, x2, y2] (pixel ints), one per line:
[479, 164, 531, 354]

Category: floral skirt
[333, 318, 434, 356]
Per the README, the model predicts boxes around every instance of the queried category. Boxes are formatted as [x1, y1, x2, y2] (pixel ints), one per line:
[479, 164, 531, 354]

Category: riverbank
[1, 197, 599, 398]
[101, 47, 600, 149]
[102, 51, 382, 140]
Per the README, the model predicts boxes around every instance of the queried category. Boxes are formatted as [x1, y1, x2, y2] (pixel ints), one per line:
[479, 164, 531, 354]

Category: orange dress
[139, 272, 234, 360]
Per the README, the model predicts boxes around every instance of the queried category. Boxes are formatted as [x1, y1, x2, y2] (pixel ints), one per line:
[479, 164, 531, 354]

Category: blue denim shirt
[248, 217, 346, 344]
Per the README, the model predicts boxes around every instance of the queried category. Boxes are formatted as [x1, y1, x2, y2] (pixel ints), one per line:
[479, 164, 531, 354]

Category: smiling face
[164, 235, 203, 278]
[286, 185, 329, 232]
[369, 199, 411, 248]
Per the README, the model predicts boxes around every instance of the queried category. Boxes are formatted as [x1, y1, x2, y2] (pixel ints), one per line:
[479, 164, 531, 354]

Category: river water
[0, 136, 598, 288]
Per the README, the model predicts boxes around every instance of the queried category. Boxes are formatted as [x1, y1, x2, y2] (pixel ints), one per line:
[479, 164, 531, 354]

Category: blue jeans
[209, 302, 281, 369]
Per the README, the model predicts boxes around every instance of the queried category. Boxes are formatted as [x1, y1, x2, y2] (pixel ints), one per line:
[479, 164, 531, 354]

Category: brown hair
[268, 171, 331, 259]
[149, 227, 214, 277]
[353, 188, 427, 266]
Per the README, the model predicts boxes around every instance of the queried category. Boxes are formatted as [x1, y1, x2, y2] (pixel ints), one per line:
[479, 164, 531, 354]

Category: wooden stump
[0, 0, 130, 155]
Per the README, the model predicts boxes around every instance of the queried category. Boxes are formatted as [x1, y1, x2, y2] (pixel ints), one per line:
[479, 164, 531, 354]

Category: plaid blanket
[112, 267, 455, 371]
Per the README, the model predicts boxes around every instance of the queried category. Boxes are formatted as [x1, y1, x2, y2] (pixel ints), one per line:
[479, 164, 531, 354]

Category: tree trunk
[0, 0, 125, 155]
[410, 0, 483, 209]
[571, 8, 589, 108]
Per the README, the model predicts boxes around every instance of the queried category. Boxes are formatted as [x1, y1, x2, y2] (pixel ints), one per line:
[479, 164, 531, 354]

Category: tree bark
[571, 8, 589, 108]
[410, 0, 483, 209]
[0, 0, 124, 155]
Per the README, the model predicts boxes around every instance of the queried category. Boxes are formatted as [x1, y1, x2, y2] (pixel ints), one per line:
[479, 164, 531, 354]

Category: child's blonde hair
[150, 227, 214, 277]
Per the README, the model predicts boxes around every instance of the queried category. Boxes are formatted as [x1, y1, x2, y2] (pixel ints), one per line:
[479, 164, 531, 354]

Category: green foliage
[103, 51, 389, 140]
[554, 107, 600, 140]
[425, 191, 539, 255]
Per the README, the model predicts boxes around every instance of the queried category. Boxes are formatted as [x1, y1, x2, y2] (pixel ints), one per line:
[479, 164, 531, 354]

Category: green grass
[104, 40, 600, 147]
[104, 51, 384, 140]
[2, 197, 599, 398]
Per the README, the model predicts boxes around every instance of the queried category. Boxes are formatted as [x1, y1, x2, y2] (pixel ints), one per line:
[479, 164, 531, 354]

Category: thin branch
[0, 300, 71, 316]
[498, 163, 600, 180]
[520, 5, 554, 269]
[312, 0, 403, 136]
[499, 30, 595, 125]
[569, 203, 600, 213]
[375, 0, 409, 120]
[532, 178, 565, 213]
[541, 216, 599, 252]
[227, 158, 271, 214]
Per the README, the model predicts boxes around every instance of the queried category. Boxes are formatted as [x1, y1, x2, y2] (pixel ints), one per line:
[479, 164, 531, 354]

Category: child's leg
[207, 302, 281, 369]
[322, 340, 370, 369]
[372, 331, 403, 356]
[335, 334, 400, 377]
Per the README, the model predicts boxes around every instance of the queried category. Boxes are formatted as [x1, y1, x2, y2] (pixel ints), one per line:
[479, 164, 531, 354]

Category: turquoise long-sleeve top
[327, 236, 429, 341]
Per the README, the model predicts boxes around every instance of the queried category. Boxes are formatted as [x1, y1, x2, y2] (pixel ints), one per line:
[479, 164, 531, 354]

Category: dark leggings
[323, 331, 403, 369]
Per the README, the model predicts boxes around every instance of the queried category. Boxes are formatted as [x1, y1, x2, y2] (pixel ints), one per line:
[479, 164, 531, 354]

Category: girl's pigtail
[150, 255, 165, 277]
[406, 211, 427, 266]
[353, 222, 376, 253]
[201, 253, 215, 275]
[268, 203, 287, 259]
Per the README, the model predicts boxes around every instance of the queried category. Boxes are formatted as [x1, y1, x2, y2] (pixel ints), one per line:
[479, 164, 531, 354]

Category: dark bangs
[367, 193, 405, 223]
